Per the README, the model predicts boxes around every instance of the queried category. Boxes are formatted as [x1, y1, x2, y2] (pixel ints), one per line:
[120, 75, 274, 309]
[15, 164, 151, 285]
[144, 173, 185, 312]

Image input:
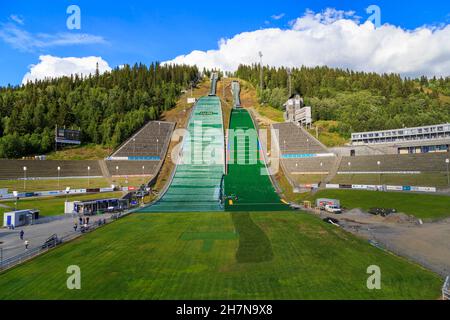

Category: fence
[0, 210, 132, 272]
[443, 276, 450, 300]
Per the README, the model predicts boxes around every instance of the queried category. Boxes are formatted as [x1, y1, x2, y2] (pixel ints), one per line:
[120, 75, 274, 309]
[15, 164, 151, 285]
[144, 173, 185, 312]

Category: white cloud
[9, 14, 24, 25]
[22, 55, 112, 84]
[271, 13, 285, 20]
[0, 22, 106, 52]
[164, 8, 450, 78]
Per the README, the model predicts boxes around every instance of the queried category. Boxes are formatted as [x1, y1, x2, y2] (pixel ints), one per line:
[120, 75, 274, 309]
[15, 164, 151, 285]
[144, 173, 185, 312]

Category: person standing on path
[73, 223, 78, 232]
[19, 230, 24, 240]
[24, 240, 29, 250]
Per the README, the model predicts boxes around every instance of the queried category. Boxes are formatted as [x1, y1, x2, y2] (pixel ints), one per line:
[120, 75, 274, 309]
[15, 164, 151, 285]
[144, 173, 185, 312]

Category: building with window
[283, 94, 312, 128]
[351, 123, 450, 154]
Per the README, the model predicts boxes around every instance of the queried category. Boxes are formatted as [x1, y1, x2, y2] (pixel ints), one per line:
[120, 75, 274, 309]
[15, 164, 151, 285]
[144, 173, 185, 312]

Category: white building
[3, 209, 39, 227]
[351, 123, 450, 154]
[283, 94, 312, 127]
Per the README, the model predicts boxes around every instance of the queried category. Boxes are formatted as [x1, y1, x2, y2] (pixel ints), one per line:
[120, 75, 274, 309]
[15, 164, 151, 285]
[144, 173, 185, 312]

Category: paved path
[0, 214, 112, 261]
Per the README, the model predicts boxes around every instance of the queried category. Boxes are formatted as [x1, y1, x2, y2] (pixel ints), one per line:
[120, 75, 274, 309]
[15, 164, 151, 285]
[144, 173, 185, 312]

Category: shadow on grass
[231, 212, 273, 263]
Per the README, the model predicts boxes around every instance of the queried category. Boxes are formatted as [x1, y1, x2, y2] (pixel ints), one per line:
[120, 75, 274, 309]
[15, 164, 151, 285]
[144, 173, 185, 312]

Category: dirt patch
[383, 213, 418, 224]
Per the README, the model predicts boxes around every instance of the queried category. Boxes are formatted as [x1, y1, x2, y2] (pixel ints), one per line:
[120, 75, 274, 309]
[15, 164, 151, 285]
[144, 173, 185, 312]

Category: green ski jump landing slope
[139, 96, 225, 212]
[225, 109, 289, 211]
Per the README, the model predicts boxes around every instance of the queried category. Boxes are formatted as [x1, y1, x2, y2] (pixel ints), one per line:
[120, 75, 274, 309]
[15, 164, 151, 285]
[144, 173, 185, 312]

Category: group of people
[73, 216, 90, 233]
[18, 229, 29, 250]
[73, 216, 107, 233]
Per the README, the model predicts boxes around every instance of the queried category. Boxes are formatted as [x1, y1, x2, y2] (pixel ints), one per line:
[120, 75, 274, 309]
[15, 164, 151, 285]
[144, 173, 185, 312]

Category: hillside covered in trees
[0, 63, 199, 158]
[235, 65, 450, 137]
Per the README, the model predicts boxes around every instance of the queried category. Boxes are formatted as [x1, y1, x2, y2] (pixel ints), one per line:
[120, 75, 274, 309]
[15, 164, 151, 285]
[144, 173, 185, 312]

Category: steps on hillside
[98, 160, 112, 185]
[321, 154, 342, 185]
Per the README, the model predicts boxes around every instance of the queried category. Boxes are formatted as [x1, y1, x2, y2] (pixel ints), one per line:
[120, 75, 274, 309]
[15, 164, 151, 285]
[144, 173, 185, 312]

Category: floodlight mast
[287, 68, 292, 97]
[258, 51, 263, 92]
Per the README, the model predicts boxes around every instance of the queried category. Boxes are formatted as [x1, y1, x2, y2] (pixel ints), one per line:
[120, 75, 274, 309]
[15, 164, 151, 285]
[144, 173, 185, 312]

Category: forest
[0, 63, 199, 158]
[235, 65, 450, 137]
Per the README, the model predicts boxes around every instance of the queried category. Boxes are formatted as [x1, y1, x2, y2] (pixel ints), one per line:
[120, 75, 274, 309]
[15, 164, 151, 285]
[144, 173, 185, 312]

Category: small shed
[3, 209, 39, 227]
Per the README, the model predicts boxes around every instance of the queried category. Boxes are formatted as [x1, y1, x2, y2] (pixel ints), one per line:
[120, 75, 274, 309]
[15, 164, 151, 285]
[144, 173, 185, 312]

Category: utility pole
[287, 68, 292, 97]
[446, 158, 450, 187]
[258, 51, 264, 92]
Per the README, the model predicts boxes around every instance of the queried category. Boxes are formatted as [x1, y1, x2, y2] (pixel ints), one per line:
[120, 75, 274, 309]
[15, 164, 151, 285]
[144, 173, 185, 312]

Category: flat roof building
[351, 123, 450, 153]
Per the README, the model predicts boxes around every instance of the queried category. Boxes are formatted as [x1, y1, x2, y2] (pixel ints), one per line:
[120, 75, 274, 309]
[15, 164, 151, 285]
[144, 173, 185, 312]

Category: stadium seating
[282, 157, 335, 174]
[272, 122, 329, 155]
[106, 160, 159, 176]
[0, 160, 102, 180]
[338, 152, 450, 173]
[110, 121, 175, 159]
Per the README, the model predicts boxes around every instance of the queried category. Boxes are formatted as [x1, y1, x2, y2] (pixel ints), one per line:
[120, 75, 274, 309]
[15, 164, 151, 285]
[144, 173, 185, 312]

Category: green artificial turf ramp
[139, 96, 225, 212]
[225, 109, 289, 211]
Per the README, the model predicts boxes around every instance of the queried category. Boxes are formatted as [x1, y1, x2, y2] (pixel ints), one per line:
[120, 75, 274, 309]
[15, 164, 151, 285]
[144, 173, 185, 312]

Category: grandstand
[271, 122, 337, 185]
[108, 121, 175, 161]
[338, 152, 450, 173]
[272, 122, 331, 155]
[0, 160, 103, 180]
[106, 160, 159, 177]
[0, 121, 174, 186]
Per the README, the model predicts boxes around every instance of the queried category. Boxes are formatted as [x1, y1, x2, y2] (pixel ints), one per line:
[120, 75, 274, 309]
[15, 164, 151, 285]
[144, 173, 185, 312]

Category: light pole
[23, 166, 27, 191]
[133, 138, 136, 155]
[87, 166, 91, 188]
[348, 162, 351, 184]
[287, 68, 292, 97]
[116, 166, 119, 184]
[377, 161, 381, 185]
[13, 191, 18, 211]
[156, 138, 159, 156]
[142, 165, 145, 184]
[446, 158, 449, 187]
[258, 51, 264, 93]
[320, 162, 323, 182]
[57, 166, 61, 189]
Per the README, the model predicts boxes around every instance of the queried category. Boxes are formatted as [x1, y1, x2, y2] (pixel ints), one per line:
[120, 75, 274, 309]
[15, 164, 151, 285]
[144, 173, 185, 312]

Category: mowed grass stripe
[0, 212, 441, 299]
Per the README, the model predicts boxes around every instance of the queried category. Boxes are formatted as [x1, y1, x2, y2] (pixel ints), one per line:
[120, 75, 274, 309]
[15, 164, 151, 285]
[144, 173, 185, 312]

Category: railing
[0, 210, 132, 272]
[443, 276, 450, 300]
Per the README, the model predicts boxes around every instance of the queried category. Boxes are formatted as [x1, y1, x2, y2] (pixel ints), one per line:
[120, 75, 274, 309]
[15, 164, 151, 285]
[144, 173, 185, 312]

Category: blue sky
[1, 0, 449, 86]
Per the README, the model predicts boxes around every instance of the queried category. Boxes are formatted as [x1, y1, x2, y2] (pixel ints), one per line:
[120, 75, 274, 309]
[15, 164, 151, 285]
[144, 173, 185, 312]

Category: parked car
[325, 204, 342, 214]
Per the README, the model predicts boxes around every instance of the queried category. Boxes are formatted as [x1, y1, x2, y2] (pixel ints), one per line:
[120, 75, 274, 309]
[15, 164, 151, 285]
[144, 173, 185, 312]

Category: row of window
[352, 124, 450, 140]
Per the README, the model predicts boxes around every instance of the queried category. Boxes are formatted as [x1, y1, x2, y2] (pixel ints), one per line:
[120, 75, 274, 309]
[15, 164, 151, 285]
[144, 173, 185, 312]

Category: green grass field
[0, 212, 441, 299]
[0, 191, 124, 220]
[45, 144, 112, 160]
[299, 189, 450, 220]
[225, 109, 289, 211]
[0, 176, 150, 193]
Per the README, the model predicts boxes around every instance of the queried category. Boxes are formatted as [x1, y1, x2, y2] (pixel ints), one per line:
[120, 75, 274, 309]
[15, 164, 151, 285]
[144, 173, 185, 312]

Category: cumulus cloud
[164, 8, 450, 77]
[22, 55, 112, 84]
[0, 22, 106, 52]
